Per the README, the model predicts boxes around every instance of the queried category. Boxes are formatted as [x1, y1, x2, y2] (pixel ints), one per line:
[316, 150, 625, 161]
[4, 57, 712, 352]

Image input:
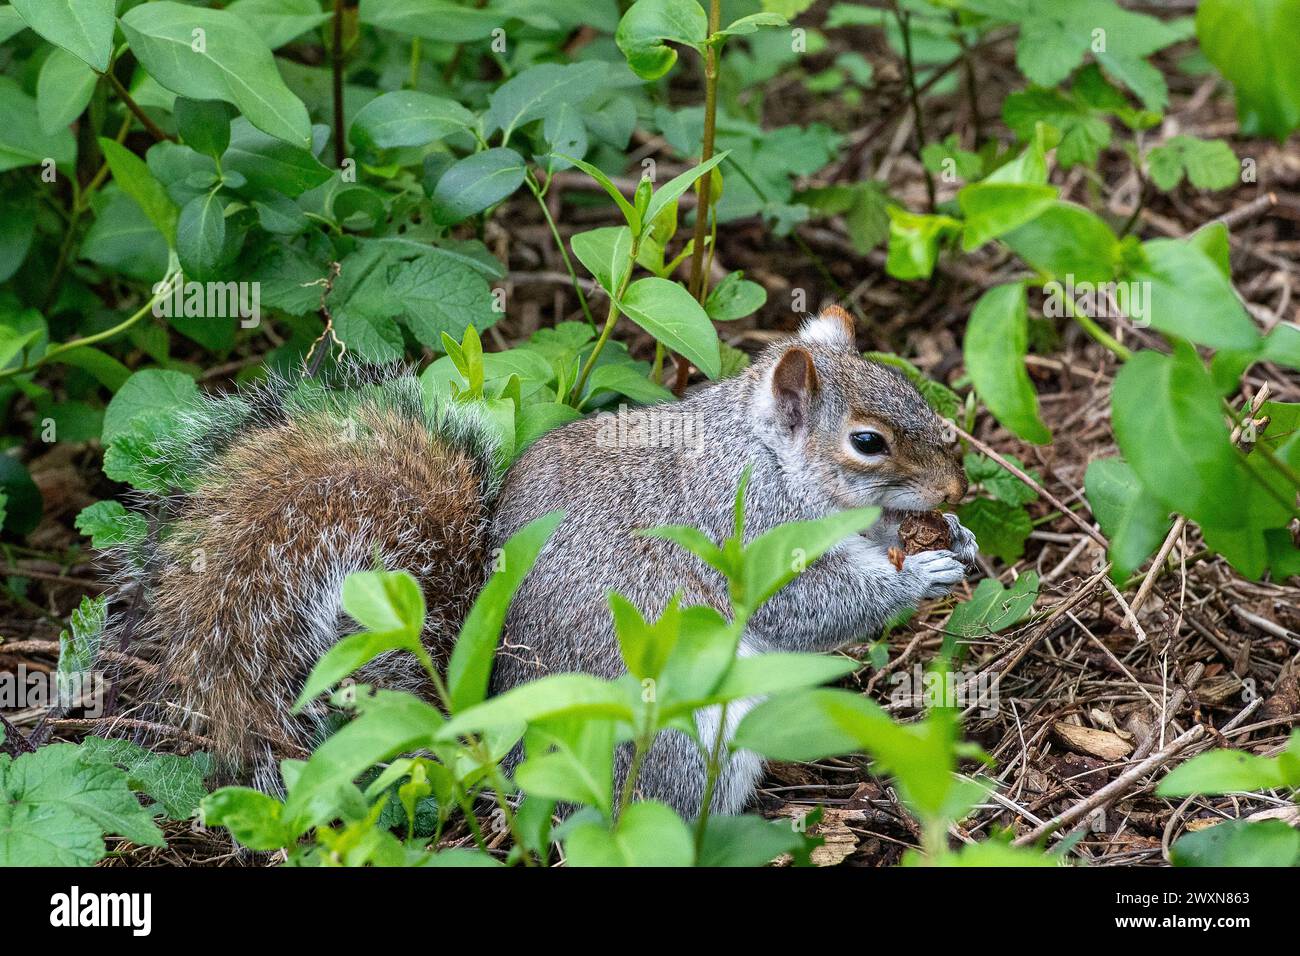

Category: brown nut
[898, 511, 952, 556]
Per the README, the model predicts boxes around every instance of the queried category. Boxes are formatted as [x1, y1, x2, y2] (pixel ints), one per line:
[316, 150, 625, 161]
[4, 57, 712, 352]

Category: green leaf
[1085, 458, 1173, 580]
[564, 156, 641, 233]
[75, 500, 148, 550]
[77, 737, 211, 820]
[176, 190, 228, 280]
[733, 688, 875, 762]
[571, 226, 633, 296]
[0, 744, 165, 865]
[98, 139, 179, 246]
[202, 787, 293, 851]
[705, 271, 766, 321]
[447, 511, 564, 713]
[1111, 349, 1246, 529]
[615, 0, 708, 81]
[697, 813, 814, 867]
[440, 674, 635, 740]
[1196, 0, 1300, 140]
[222, 117, 332, 197]
[359, 0, 509, 43]
[226, 0, 332, 50]
[944, 572, 1039, 640]
[0, 77, 76, 173]
[885, 208, 961, 280]
[958, 182, 1058, 251]
[1132, 239, 1259, 351]
[174, 98, 234, 160]
[1002, 86, 1111, 171]
[1001, 202, 1118, 283]
[582, 363, 674, 407]
[641, 150, 729, 237]
[1157, 746, 1300, 797]
[515, 717, 616, 816]
[564, 801, 694, 866]
[430, 148, 527, 225]
[742, 506, 880, 612]
[102, 369, 199, 445]
[619, 277, 721, 379]
[516, 403, 582, 452]
[36, 48, 97, 136]
[964, 452, 1039, 506]
[709, 653, 858, 704]
[485, 62, 606, 145]
[1146, 136, 1238, 191]
[120, 1, 312, 148]
[1171, 819, 1300, 867]
[0, 453, 43, 535]
[282, 691, 444, 833]
[350, 91, 475, 151]
[955, 497, 1033, 565]
[383, 251, 499, 347]
[11, 0, 115, 72]
[964, 282, 1051, 445]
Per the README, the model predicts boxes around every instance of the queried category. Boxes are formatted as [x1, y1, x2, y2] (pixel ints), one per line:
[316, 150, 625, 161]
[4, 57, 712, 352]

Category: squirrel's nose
[944, 472, 968, 505]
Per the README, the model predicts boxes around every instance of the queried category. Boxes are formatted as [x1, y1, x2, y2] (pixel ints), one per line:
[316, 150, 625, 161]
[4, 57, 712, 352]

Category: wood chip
[1052, 721, 1134, 761]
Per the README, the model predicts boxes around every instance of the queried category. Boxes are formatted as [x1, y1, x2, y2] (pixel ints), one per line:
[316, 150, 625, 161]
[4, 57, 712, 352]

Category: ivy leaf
[615, 0, 708, 81]
[120, 1, 312, 148]
[964, 283, 1051, 445]
[10, 0, 115, 72]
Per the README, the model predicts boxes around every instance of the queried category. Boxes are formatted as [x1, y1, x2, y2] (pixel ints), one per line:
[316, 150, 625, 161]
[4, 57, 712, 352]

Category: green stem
[105, 71, 173, 143]
[6, 272, 180, 384]
[652, 341, 665, 385]
[407, 36, 422, 89]
[332, 0, 347, 168]
[692, 701, 730, 851]
[526, 171, 597, 328]
[678, 0, 723, 395]
[570, 241, 638, 403]
[1060, 292, 1132, 361]
[893, 3, 935, 211]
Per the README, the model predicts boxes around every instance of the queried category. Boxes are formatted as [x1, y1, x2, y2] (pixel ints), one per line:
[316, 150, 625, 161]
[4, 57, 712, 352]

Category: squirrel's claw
[903, 549, 967, 599]
[942, 513, 979, 568]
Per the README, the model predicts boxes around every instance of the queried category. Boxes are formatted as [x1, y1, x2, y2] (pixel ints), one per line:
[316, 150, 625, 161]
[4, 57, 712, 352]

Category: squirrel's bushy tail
[100, 369, 498, 793]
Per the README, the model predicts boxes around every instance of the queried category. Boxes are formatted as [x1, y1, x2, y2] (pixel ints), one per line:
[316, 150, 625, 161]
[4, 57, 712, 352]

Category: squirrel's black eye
[851, 430, 888, 456]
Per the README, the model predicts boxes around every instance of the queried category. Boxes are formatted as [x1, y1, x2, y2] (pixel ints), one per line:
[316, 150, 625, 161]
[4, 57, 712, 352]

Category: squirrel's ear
[797, 305, 855, 350]
[770, 346, 820, 432]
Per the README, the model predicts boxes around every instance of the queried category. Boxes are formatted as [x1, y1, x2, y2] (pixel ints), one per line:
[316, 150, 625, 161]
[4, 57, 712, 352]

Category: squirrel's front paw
[942, 513, 979, 567]
[903, 550, 967, 599]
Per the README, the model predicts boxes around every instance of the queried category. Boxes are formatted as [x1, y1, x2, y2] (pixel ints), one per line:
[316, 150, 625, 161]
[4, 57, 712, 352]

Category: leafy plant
[1157, 731, 1300, 867]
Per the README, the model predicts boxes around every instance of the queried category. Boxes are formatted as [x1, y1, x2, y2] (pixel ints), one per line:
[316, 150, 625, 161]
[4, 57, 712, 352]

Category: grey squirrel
[102, 305, 977, 815]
